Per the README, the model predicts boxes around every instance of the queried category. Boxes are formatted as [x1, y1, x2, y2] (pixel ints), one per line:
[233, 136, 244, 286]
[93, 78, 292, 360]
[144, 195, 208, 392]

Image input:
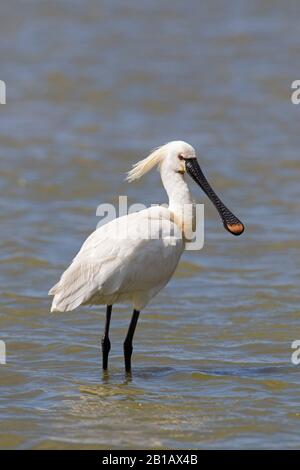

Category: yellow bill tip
[225, 222, 245, 236]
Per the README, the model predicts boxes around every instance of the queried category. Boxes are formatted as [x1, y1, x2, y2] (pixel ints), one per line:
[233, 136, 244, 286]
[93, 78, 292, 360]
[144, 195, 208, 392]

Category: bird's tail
[49, 283, 80, 312]
[48, 262, 99, 312]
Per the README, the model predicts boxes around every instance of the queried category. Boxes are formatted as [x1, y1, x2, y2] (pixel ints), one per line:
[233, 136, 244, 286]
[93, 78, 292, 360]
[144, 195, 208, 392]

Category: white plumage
[49, 140, 244, 372]
[49, 141, 196, 313]
[49, 206, 183, 312]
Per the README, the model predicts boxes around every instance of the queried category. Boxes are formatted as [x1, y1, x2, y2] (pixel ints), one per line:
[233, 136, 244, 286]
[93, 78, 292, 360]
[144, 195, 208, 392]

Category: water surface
[1, 0, 300, 449]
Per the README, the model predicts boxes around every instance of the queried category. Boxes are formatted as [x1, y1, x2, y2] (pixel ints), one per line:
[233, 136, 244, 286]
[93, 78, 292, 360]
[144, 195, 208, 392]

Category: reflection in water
[1, 0, 300, 450]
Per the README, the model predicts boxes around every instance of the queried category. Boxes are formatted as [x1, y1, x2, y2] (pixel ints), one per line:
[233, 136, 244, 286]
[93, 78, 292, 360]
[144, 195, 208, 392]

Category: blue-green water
[0, 0, 300, 449]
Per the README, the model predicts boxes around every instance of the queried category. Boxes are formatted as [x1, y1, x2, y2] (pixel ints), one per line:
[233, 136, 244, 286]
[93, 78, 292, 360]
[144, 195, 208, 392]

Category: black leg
[102, 305, 112, 370]
[123, 309, 140, 373]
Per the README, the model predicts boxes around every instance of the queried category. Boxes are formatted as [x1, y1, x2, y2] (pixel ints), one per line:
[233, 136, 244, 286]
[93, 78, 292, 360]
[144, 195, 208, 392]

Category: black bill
[185, 159, 244, 236]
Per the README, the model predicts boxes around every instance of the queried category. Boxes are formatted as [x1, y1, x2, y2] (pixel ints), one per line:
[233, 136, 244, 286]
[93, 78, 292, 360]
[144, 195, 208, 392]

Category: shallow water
[1, 0, 300, 449]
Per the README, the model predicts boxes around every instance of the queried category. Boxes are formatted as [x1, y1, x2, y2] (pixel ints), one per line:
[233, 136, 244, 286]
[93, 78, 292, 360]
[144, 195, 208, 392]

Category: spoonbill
[49, 141, 244, 373]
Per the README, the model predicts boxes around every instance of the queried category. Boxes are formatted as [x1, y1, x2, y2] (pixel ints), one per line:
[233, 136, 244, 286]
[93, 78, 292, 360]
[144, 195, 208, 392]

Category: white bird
[49, 141, 244, 372]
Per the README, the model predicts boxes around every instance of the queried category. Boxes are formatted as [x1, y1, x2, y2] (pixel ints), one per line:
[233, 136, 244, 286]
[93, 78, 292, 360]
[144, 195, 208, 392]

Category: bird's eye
[178, 154, 185, 160]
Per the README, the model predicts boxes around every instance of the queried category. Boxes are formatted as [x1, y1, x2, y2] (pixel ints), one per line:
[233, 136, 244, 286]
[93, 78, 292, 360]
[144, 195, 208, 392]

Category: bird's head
[127, 140, 244, 236]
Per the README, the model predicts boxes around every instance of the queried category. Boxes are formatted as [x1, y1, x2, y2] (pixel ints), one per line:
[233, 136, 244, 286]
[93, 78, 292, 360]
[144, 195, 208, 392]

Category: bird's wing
[49, 207, 183, 312]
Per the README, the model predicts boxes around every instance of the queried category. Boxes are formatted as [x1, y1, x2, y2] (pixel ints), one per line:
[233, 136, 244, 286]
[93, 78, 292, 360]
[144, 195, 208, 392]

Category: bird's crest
[126, 145, 165, 182]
